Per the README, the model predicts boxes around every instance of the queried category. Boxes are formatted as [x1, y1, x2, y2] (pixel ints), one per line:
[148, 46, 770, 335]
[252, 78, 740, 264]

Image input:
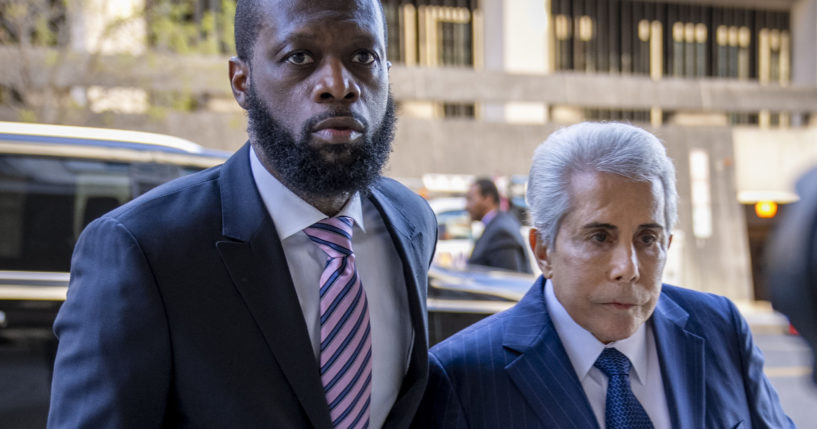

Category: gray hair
[526, 122, 678, 248]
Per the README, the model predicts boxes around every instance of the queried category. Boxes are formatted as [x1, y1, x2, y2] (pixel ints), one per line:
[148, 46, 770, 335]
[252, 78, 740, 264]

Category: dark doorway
[744, 202, 790, 301]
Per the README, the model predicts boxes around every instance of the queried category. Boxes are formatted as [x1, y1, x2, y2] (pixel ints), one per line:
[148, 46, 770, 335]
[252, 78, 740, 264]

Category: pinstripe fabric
[414, 277, 598, 429]
[414, 278, 795, 429]
[305, 216, 371, 429]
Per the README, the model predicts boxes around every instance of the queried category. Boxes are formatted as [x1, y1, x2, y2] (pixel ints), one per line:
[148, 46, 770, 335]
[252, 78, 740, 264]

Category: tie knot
[594, 348, 631, 377]
[304, 216, 354, 258]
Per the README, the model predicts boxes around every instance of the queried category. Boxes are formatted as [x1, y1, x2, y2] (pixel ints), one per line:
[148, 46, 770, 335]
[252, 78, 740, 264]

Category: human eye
[351, 50, 377, 65]
[638, 232, 658, 246]
[284, 51, 314, 65]
[590, 230, 609, 243]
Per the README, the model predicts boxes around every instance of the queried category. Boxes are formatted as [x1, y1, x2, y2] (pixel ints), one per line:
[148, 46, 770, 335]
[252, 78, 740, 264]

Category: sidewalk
[735, 300, 792, 335]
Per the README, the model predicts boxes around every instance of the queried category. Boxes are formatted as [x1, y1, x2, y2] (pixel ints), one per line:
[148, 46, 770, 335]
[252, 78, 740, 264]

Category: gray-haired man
[415, 122, 792, 428]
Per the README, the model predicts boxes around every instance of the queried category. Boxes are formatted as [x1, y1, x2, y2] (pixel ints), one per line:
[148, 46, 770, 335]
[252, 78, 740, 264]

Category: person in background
[415, 122, 793, 428]
[47, 1, 437, 428]
[465, 178, 532, 273]
[767, 166, 817, 384]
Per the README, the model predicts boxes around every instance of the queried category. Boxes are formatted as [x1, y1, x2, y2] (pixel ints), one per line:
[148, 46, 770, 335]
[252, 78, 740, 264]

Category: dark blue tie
[594, 348, 654, 429]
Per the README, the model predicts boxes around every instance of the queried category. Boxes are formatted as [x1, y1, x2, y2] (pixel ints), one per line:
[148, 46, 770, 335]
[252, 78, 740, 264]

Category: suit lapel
[367, 183, 429, 427]
[470, 212, 499, 259]
[501, 280, 707, 429]
[215, 144, 332, 429]
[503, 278, 600, 429]
[652, 289, 706, 429]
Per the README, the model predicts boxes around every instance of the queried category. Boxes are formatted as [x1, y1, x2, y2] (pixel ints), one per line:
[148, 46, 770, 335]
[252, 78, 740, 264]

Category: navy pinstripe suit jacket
[415, 276, 794, 428]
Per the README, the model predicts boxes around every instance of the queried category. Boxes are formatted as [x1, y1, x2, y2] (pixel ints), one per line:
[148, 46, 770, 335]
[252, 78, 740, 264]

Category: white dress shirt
[545, 280, 672, 429]
[250, 147, 412, 428]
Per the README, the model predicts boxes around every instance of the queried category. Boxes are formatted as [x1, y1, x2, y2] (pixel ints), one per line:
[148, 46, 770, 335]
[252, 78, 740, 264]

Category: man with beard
[47, 1, 437, 428]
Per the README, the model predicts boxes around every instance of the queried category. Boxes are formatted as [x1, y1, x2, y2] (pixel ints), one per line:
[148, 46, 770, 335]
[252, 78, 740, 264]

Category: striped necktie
[594, 347, 654, 429]
[304, 216, 372, 429]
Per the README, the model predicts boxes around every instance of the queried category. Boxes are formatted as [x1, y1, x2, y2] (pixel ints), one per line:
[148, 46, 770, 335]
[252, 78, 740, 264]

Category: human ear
[229, 56, 250, 110]
[529, 228, 553, 278]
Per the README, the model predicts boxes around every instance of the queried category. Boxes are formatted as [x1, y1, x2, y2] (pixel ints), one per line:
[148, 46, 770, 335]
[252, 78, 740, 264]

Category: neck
[303, 192, 353, 217]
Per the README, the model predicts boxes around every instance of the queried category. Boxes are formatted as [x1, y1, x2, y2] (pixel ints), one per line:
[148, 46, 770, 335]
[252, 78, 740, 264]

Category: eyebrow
[638, 223, 665, 231]
[581, 222, 665, 231]
[270, 31, 379, 59]
[581, 222, 616, 231]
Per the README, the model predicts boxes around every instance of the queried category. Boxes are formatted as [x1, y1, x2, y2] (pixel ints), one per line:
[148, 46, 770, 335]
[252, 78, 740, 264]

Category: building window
[551, 0, 790, 126]
[382, 0, 479, 119]
[551, 0, 790, 82]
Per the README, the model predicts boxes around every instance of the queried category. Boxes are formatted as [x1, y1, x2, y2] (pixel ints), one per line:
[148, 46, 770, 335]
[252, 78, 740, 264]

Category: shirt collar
[249, 146, 365, 239]
[545, 279, 649, 386]
[481, 209, 498, 226]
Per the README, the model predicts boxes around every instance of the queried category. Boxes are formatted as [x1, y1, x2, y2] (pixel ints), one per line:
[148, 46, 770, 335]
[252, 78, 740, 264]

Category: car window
[0, 154, 201, 272]
[436, 209, 473, 240]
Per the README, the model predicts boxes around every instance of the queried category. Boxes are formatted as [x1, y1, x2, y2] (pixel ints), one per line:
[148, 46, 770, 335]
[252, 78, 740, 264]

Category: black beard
[246, 87, 396, 198]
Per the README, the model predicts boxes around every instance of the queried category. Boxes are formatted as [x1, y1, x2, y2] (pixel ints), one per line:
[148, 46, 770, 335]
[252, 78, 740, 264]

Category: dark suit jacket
[416, 277, 794, 429]
[768, 166, 817, 373]
[468, 211, 531, 273]
[48, 143, 437, 428]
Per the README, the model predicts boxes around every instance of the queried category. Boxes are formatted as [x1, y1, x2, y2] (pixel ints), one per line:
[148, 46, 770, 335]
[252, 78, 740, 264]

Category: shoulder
[429, 310, 510, 370]
[370, 177, 435, 222]
[658, 284, 741, 332]
[372, 177, 430, 206]
[102, 165, 224, 234]
[497, 211, 522, 225]
[483, 212, 524, 242]
[430, 280, 543, 365]
[660, 284, 735, 311]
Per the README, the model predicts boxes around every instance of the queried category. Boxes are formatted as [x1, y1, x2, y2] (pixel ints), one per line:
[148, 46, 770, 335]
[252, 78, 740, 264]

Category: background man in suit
[48, 0, 437, 428]
[416, 122, 792, 428]
[465, 178, 531, 273]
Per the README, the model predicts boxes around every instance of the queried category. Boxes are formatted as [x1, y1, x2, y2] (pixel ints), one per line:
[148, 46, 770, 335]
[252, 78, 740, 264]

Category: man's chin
[309, 142, 358, 164]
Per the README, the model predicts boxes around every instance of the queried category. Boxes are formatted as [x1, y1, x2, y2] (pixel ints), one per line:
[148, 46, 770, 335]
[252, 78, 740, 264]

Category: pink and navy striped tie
[304, 216, 372, 429]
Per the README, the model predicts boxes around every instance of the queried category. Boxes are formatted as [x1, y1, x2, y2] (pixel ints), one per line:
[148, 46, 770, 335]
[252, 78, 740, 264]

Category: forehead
[565, 171, 664, 226]
[259, 0, 385, 43]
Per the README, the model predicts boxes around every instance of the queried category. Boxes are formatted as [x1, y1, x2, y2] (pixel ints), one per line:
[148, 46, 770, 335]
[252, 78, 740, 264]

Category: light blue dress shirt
[545, 279, 672, 429]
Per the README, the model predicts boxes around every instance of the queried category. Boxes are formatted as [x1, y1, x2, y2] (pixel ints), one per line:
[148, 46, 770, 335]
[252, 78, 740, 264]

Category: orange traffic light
[755, 201, 778, 218]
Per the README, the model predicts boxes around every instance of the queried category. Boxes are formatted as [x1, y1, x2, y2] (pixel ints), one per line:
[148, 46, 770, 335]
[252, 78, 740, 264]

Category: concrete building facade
[3, 0, 817, 302]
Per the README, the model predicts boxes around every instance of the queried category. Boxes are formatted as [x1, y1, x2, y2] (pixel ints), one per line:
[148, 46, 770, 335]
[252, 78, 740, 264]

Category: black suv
[0, 122, 230, 332]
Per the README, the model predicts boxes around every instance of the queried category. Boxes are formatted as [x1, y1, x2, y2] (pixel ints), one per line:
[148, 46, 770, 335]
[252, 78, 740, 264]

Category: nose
[311, 57, 360, 104]
[610, 243, 639, 283]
